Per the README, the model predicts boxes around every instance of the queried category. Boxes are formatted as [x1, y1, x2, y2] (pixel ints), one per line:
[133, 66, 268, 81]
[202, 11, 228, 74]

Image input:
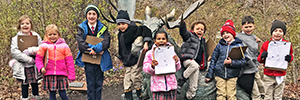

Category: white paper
[265, 41, 291, 70]
[154, 46, 176, 75]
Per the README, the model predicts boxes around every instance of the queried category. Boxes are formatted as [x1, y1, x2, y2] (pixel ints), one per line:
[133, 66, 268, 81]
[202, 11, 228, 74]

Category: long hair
[17, 15, 34, 31]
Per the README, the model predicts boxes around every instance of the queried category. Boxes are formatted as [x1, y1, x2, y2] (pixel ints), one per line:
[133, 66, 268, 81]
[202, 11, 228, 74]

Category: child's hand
[205, 78, 211, 82]
[41, 67, 46, 74]
[173, 55, 179, 63]
[255, 37, 261, 43]
[99, 51, 104, 55]
[224, 57, 232, 64]
[207, 56, 212, 61]
[87, 48, 96, 55]
[143, 42, 149, 51]
[23, 49, 30, 55]
[151, 60, 158, 69]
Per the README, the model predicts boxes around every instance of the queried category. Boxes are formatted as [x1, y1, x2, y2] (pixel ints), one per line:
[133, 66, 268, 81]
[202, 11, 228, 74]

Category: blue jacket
[75, 20, 113, 71]
[206, 38, 246, 79]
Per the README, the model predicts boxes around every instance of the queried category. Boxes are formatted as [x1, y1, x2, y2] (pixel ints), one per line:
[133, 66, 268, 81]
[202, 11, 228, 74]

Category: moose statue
[101, 0, 250, 99]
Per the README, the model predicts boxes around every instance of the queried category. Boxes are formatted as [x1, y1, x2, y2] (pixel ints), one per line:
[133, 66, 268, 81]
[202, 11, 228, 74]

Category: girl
[35, 24, 75, 100]
[10, 15, 42, 100]
[143, 30, 181, 100]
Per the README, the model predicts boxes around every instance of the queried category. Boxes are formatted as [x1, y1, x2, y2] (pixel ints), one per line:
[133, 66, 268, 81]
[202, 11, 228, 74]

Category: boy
[205, 20, 246, 100]
[178, 21, 208, 99]
[236, 16, 264, 100]
[75, 4, 113, 100]
[116, 10, 152, 100]
[257, 20, 293, 100]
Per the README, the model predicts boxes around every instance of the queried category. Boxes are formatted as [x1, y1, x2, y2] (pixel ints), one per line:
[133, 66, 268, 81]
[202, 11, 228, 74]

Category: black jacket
[179, 22, 208, 70]
[118, 22, 152, 67]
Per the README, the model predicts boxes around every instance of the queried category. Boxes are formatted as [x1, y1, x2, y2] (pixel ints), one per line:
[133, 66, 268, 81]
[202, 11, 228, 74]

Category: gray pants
[183, 59, 199, 99]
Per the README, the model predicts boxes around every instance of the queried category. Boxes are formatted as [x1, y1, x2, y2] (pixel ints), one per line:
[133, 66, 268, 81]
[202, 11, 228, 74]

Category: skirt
[43, 75, 68, 91]
[17, 66, 41, 84]
[152, 90, 177, 100]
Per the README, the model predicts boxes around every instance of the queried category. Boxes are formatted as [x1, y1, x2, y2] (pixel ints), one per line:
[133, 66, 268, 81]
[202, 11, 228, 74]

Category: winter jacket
[118, 22, 152, 67]
[236, 32, 259, 74]
[206, 38, 246, 79]
[10, 31, 42, 81]
[35, 38, 76, 80]
[257, 38, 293, 76]
[75, 20, 113, 71]
[143, 43, 181, 92]
[179, 22, 208, 70]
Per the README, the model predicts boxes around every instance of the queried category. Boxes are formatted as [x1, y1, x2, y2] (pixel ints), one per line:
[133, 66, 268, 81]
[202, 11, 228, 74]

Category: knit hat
[85, 4, 100, 19]
[116, 10, 131, 24]
[220, 19, 236, 38]
[270, 20, 286, 35]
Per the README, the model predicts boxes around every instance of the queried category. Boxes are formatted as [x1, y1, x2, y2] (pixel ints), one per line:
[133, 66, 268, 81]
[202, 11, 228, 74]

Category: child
[143, 30, 181, 100]
[35, 24, 75, 100]
[116, 10, 152, 100]
[257, 20, 293, 100]
[75, 4, 113, 100]
[205, 20, 246, 100]
[177, 21, 208, 99]
[10, 15, 42, 100]
[236, 16, 264, 100]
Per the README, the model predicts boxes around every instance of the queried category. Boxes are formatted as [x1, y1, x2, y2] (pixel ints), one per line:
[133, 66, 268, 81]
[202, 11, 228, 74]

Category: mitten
[260, 51, 268, 59]
[285, 55, 292, 62]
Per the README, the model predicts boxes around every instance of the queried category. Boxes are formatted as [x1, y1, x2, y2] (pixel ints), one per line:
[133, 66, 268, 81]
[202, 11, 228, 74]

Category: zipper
[54, 44, 57, 74]
[193, 39, 201, 59]
[164, 75, 168, 91]
[225, 44, 230, 78]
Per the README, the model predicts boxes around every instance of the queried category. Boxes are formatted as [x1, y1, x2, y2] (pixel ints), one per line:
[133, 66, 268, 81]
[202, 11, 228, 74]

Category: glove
[260, 51, 268, 59]
[285, 55, 292, 62]
[245, 57, 250, 61]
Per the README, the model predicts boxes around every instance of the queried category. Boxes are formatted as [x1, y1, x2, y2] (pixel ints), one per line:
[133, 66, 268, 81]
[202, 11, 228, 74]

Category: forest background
[0, 0, 300, 99]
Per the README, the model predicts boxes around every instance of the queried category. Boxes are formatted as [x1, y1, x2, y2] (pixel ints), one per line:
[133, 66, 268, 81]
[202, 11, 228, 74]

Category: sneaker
[32, 95, 40, 100]
[20, 96, 29, 100]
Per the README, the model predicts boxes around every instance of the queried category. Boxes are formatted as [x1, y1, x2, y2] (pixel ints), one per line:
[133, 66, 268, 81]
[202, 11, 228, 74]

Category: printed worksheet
[154, 46, 176, 75]
[265, 41, 291, 71]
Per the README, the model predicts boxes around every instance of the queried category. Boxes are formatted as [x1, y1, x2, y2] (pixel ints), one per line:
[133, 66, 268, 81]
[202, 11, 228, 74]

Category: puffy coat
[257, 38, 293, 76]
[143, 43, 181, 92]
[75, 20, 113, 71]
[179, 22, 208, 70]
[35, 38, 76, 80]
[206, 38, 246, 79]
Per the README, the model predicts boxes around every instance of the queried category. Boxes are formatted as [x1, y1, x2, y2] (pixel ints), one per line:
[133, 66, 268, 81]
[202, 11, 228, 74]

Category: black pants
[237, 73, 255, 96]
[22, 83, 39, 98]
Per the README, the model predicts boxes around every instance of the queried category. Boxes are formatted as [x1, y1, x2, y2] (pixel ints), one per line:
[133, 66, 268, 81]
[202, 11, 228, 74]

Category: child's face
[117, 22, 129, 32]
[154, 33, 168, 46]
[87, 10, 97, 25]
[20, 18, 31, 34]
[241, 23, 255, 35]
[272, 28, 284, 41]
[192, 24, 205, 38]
[221, 31, 234, 42]
[46, 29, 60, 43]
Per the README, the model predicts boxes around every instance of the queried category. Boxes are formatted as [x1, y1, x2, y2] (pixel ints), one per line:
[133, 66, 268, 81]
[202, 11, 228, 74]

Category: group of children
[9, 3, 293, 100]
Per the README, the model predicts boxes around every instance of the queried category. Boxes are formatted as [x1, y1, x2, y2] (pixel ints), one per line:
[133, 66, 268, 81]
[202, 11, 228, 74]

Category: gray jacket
[236, 32, 259, 74]
[10, 31, 42, 80]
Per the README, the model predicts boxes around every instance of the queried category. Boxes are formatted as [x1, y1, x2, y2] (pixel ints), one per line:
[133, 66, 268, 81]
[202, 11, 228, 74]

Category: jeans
[85, 63, 104, 100]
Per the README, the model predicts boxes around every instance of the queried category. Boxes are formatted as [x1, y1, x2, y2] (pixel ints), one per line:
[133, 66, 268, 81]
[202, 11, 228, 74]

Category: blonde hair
[17, 15, 34, 31]
[44, 24, 61, 40]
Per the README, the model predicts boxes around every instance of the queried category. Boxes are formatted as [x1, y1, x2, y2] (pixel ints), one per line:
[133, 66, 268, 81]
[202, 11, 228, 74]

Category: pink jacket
[35, 38, 76, 80]
[143, 43, 181, 92]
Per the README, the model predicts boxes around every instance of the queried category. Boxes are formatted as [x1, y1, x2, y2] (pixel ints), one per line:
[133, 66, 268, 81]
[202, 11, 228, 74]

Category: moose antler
[163, 0, 206, 29]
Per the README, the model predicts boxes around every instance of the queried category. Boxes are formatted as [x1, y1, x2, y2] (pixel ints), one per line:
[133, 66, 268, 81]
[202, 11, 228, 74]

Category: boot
[124, 90, 133, 100]
[136, 88, 142, 100]
[20, 96, 29, 100]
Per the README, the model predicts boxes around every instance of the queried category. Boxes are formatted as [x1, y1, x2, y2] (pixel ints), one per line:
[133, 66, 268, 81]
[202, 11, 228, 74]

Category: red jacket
[257, 38, 293, 76]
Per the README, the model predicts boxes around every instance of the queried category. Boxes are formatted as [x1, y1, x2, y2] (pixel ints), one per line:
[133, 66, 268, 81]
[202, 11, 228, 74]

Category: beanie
[116, 10, 131, 24]
[270, 20, 286, 35]
[220, 19, 236, 37]
[85, 4, 100, 19]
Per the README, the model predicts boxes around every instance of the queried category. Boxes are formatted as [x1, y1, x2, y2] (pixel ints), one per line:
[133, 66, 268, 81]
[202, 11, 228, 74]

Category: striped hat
[85, 4, 100, 19]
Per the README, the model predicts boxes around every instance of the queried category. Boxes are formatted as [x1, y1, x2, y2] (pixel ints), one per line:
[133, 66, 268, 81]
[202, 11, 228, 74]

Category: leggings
[49, 90, 69, 100]
[21, 83, 39, 98]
